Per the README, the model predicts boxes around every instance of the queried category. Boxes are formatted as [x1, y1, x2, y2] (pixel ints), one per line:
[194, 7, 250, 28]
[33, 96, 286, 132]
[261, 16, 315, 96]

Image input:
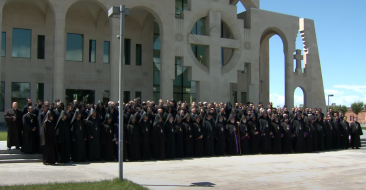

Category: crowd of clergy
[3, 98, 364, 165]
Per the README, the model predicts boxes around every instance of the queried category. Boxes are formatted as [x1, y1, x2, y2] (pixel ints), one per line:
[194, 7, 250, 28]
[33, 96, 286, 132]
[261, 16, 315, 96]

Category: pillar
[110, 18, 119, 101]
[159, 25, 174, 101]
[284, 46, 295, 108]
[53, 11, 66, 102]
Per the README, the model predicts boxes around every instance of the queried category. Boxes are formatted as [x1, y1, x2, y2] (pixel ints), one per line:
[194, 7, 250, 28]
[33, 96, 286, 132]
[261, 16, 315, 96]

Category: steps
[0, 149, 42, 163]
[361, 138, 366, 147]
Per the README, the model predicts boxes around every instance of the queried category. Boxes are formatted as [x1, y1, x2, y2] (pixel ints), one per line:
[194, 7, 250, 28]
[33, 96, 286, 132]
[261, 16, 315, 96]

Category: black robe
[248, 119, 260, 154]
[86, 118, 101, 161]
[193, 122, 204, 157]
[182, 120, 194, 157]
[4, 108, 22, 148]
[70, 119, 87, 162]
[101, 123, 116, 161]
[22, 113, 38, 153]
[293, 118, 305, 153]
[332, 120, 341, 149]
[304, 122, 312, 152]
[271, 121, 282, 154]
[139, 120, 151, 160]
[165, 121, 176, 159]
[175, 122, 184, 158]
[324, 121, 332, 150]
[41, 121, 57, 165]
[350, 122, 363, 148]
[281, 122, 293, 153]
[151, 122, 165, 160]
[126, 122, 141, 161]
[340, 120, 350, 149]
[55, 119, 70, 163]
[259, 117, 272, 153]
[315, 121, 325, 151]
[214, 120, 226, 156]
[239, 122, 250, 155]
[311, 122, 318, 151]
[202, 118, 215, 157]
[226, 122, 239, 155]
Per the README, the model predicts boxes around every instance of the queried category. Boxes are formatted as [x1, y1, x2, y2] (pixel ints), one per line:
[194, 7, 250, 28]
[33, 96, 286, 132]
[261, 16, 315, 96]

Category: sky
[237, 0, 366, 107]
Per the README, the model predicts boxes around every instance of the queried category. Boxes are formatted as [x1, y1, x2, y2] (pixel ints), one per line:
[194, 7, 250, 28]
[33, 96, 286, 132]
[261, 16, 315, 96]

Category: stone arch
[2, 0, 55, 18]
[230, 0, 259, 10]
[294, 86, 306, 107]
[259, 27, 289, 106]
[129, 5, 164, 39]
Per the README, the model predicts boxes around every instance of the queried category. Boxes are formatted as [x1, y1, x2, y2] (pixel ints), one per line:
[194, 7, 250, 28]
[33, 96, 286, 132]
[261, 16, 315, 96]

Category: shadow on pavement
[142, 182, 216, 188]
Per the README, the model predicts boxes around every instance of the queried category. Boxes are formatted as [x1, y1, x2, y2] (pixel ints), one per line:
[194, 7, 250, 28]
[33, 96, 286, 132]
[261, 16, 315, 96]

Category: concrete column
[110, 18, 119, 101]
[159, 27, 174, 101]
[284, 48, 295, 108]
[0, 1, 3, 100]
[53, 11, 66, 102]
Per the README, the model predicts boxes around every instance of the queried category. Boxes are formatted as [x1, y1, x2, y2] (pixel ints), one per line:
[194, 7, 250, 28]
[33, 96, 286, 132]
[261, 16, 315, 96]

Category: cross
[187, 10, 240, 102]
[293, 49, 303, 73]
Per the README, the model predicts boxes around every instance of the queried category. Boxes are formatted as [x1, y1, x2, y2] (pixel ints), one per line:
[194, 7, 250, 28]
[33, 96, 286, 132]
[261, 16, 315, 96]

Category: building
[345, 109, 366, 124]
[0, 0, 326, 121]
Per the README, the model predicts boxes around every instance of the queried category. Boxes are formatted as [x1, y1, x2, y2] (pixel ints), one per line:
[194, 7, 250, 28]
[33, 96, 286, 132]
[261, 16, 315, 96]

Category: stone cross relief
[294, 49, 303, 73]
[188, 10, 240, 101]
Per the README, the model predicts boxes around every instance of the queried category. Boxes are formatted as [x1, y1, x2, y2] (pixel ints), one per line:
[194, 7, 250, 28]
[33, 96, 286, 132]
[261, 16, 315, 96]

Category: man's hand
[90, 136, 94, 139]
[115, 141, 118, 145]
[13, 117, 16, 121]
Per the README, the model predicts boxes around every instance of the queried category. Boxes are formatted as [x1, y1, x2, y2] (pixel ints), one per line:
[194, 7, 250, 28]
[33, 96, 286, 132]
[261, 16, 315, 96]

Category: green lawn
[0, 131, 6, 141]
[0, 179, 147, 190]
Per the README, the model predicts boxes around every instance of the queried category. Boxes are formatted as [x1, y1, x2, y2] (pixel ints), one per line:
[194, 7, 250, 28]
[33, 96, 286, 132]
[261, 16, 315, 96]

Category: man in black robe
[174, 115, 184, 158]
[271, 115, 282, 154]
[340, 116, 350, 149]
[165, 114, 176, 159]
[259, 110, 272, 153]
[126, 114, 141, 161]
[248, 113, 260, 154]
[332, 115, 341, 149]
[304, 116, 313, 152]
[70, 109, 87, 162]
[193, 116, 204, 157]
[4, 102, 22, 150]
[85, 108, 101, 161]
[281, 116, 293, 153]
[310, 116, 318, 152]
[182, 113, 194, 157]
[214, 113, 226, 156]
[41, 111, 57, 165]
[151, 114, 165, 160]
[55, 110, 70, 163]
[292, 112, 305, 153]
[350, 118, 363, 149]
[139, 113, 151, 160]
[202, 113, 215, 157]
[22, 98, 32, 115]
[22, 106, 38, 153]
[315, 116, 325, 151]
[33, 100, 43, 117]
[239, 116, 251, 155]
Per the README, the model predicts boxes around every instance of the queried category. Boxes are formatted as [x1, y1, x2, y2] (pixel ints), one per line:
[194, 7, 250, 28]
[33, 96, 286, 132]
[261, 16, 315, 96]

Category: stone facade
[0, 0, 326, 121]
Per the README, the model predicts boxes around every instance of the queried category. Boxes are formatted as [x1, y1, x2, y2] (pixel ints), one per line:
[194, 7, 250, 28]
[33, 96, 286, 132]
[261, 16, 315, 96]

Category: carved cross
[188, 10, 240, 101]
[294, 49, 303, 72]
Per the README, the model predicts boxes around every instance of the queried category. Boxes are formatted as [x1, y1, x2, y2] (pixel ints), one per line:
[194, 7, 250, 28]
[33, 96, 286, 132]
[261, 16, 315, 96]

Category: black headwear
[86, 108, 97, 120]
[165, 113, 174, 125]
[194, 115, 202, 123]
[228, 114, 236, 123]
[153, 114, 162, 126]
[174, 114, 182, 123]
[55, 110, 67, 127]
[70, 108, 81, 124]
[215, 113, 224, 124]
[43, 110, 54, 123]
[139, 112, 149, 123]
[183, 113, 191, 121]
[128, 114, 137, 125]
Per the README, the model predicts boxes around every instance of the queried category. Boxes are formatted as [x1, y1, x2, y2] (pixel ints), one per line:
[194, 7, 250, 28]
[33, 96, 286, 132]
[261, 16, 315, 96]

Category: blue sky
[237, 0, 366, 107]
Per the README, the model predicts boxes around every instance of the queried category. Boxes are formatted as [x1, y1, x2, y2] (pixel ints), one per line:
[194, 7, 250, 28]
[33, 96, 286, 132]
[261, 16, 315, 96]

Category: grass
[0, 131, 6, 141]
[0, 179, 147, 190]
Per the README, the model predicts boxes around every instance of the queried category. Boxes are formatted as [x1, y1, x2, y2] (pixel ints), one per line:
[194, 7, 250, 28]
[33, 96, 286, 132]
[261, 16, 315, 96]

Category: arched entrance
[294, 87, 305, 108]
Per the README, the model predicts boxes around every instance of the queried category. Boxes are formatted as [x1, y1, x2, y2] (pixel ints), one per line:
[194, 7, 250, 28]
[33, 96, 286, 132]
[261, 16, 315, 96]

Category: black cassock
[165, 121, 176, 159]
[315, 121, 325, 151]
[259, 117, 272, 153]
[175, 121, 184, 158]
[86, 117, 101, 161]
[202, 118, 215, 157]
[70, 119, 87, 162]
[311, 122, 318, 151]
[126, 122, 141, 161]
[350, 122, 363, 148]
[239, 122, 250, 155]
[248, 119, 260, 154]
[102, 122, 116, 161]
[293, 118, 305, 153]
[281, 122, 292, 153]
[340, 120, 350, 149]
[41, 118, 57, 165]
[271, 121, 282, 154]
[304, 122, 312, 152]
[226, 122, 239, 155]
[139, 120, 151, 160]
[193, 122, 204, 157]
[4, 108, 22, 148]
[332, 120, 341, 149]
[55, 116, 70, 163]
[214, 120, 226, 156]
[151, 120, 165, 160]
[22, 113, 38, 153]
[182, 119, 194, 157]
[323, 121, 332, 150]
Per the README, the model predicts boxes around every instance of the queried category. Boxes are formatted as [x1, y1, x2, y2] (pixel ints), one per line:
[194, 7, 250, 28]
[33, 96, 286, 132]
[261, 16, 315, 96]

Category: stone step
[0, 149, 21, 154]
[0, 159, 42, 164]
[0, 153, 42, 160]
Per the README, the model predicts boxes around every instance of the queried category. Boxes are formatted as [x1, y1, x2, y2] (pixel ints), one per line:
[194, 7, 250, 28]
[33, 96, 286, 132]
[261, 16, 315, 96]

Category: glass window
[241, 92, 247, 104]
[173, 57, 196, 103]
[124, 39, 131, 65]
[153, 20, 161, 103]
[11, 82, 30, 110]
[65, 89, 95, 106]
[37, 35, 45, 59]
[1, 32, 5, 57]
[103, 41, 110, 64]
[89, 40, 96, 63]
[175, 0, 188, 18]
[123, 91, 130, 103]
[0, 81, 4, 112]
[136, 44, 142, 66]
[191, 18, 206, 35]
[12, 28, 31, 58]
[135, 91, 141, 101]
[66, 33, 83, 62]
[103, 90, 110, 105]
[37, 83, 44, 102]
[191, 45, 206, 66]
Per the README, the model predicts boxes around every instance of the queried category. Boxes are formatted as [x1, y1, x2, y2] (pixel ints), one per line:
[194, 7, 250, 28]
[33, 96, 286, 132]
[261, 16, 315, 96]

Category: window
[37, 83, 44, 102]
[89, 40, 96, 62]
[173, 57, 196, 103]
[124, 39, 131, 65]
[65, 89, 95, 106]
[12, 28, 31, 58]
[66, 33, 83, 62]
[11, 82, 30, 110]
[191, 18, 206, 66]
[1, 32, 5, 57]
[175, 0, 188, 18]
[37, 35, 45, 59]
[136, 44, 142, 66]
[123, 91, 130, 103]
[0, 81, 4, 112]
[153, 20, 161, 102]
[135, 91, 141, 101]
[103, 41, 110, 63]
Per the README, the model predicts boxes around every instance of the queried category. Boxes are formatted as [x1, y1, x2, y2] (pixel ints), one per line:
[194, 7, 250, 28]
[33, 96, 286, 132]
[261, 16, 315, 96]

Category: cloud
[324, 89, 344, 95]
[270, 94, 304, 107]
[333, 85, 366, 94]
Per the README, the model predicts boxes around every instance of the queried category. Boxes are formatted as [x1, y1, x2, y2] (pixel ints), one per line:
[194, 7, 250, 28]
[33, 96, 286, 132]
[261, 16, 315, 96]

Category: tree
[327, 105, 348, 116]
[351, 102, 364, 119]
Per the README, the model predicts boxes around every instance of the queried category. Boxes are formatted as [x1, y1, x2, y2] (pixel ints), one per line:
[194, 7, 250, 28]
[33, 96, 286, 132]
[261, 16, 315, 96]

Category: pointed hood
[70, 108, 81, 124]
[165, 113, 174, 125]
[183, 113, 191, 122]
[56, 110, 67, 127]
[228, 114, 236, 124]
[43, 110, 54, 123]
[215, 113, 225, 124]
[86, 108, 97, 120]
[153, 114, 162, 127]
[139, 112, 149, 123]
[128, 114, 137, 125]
[174, 114, 182, 123]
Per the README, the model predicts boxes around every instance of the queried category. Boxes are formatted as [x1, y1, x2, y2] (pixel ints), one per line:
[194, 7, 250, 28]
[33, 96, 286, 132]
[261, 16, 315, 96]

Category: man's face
[43, 106, 48, 112]
[12, 102, 18, 109]
[57, 103, 61, 109]
[28, 106, 33, 113]
[62, 115, 67, 121]
[92, 112, 97, 118]
[28, 99, 32, 105]
[77, 113, 82, 120]
[38, 101, 43, 106]
[207, 115, 212, 120]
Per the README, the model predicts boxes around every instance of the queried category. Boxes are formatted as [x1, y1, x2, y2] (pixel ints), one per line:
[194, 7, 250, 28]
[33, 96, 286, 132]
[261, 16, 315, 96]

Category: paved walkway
[1, 147, 366, 189]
